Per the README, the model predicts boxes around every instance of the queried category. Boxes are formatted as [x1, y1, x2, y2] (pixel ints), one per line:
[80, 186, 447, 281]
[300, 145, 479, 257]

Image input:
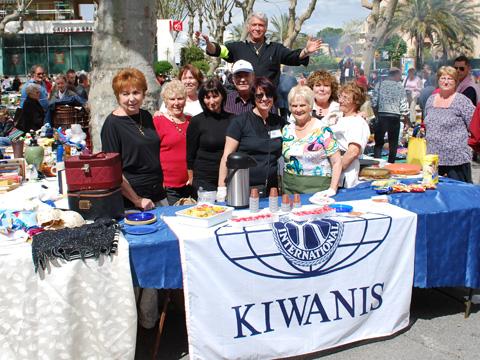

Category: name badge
[269, 129, 282, 139]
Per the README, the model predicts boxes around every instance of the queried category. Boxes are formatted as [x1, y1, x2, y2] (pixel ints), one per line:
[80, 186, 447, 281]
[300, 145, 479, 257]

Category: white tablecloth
[0, 234, 137, 360]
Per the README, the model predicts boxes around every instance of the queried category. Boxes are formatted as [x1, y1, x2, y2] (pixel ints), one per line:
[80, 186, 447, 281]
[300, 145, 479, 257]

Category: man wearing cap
[371, 67, 410, 164]
[225, 60, 256, 115]
[196, 12, 321, 87]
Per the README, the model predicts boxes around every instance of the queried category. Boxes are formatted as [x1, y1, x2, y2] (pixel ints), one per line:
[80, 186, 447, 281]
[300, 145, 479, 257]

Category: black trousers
[374, 113, 401, 163]
[439, 163, 473, 183]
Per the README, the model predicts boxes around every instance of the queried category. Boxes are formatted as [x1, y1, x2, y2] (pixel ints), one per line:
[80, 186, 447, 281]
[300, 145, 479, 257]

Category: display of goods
[65, 152, 122, 191]
[229, 213, 277, 227]
[422, 154, 439, 185]
[53, 105, 89, 129]
[289, 206, 335, 222]
[384, 163, 421, 175]
[67, 187, 124, 220]
[176, 204, 234, 228]
[359, 167, 391, 179]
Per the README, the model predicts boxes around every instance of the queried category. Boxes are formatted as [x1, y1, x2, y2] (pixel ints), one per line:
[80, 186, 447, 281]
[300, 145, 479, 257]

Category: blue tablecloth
[124, 178, 480, 289]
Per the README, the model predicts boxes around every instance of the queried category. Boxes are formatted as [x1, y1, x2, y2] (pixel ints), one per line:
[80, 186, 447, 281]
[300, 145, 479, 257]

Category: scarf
[31, 218, 120, 272]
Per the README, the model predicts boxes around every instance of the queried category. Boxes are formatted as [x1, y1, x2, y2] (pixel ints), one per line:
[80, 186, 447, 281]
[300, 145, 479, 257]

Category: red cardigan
[153, 114, 190, 188]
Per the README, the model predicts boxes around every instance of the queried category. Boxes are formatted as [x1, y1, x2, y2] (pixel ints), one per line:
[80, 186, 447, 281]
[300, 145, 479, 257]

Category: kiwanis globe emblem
[215, 212, 392, 279]
[271, 219, 343, 267]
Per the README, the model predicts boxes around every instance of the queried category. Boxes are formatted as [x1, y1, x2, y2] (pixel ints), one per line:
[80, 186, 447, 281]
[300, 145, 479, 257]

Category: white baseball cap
[232, 60, 254, 74]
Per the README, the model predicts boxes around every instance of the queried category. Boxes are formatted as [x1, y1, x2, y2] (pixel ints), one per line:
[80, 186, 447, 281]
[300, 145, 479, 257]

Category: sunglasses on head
[254, 93, 273, 101]
[454, 66, 465, 71]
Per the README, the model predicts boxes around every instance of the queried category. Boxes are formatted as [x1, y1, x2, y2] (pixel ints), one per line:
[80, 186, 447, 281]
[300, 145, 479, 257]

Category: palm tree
[389, 0, 480, 69]
[268, 13, 308, 49]
[229, 23, 244, 41]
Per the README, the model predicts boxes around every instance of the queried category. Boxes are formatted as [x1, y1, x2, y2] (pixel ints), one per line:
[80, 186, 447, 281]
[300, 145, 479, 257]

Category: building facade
[0, 0, 94, 75]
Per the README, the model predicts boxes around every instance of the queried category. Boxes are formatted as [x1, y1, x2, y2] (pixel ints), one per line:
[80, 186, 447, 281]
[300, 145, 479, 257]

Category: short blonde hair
[437, 66, 458, 85]
[288, 85, 314, 111]
[112, 68, 147, 100]
[339, 82, 366, 111]
[161, 79, 186, 102]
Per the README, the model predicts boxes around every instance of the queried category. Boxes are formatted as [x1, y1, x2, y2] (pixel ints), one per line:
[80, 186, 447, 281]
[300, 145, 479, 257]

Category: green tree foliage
[192, 60, 210, 74]
[390, 0, 480, 69]
[306, 54, 339, 72]
[377, 34, 407, 63]
[153, 60, 173, 75]
[316, 27, 344, 56]
[180, 45, 205, 66]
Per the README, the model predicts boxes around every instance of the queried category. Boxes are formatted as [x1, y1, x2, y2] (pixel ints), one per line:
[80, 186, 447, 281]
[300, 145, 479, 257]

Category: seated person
[17, 83, 45, 132]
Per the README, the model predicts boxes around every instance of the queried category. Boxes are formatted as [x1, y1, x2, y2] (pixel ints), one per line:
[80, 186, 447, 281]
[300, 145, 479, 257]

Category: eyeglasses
[454, 66, 465, 71]
[439, 77, 456, 83]
[35, 72, 44, 76]
[254, 93, 273, 101]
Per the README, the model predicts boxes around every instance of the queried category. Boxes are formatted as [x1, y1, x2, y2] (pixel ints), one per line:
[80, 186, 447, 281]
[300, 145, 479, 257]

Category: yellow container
[422, 154, 439, 184]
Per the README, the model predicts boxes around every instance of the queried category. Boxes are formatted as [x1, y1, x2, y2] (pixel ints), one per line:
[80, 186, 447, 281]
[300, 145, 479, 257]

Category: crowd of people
[101, 11, 476, 218]
[1, 11, 478, 212]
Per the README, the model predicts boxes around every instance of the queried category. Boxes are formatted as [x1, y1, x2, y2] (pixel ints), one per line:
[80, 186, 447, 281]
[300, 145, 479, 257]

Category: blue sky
[238, 0, 369, 32]
[79, 1, 369, 35]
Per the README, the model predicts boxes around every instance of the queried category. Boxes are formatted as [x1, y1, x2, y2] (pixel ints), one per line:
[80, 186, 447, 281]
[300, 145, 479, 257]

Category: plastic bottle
[249, 188, 259, 213]
[268, 187, 279, 213]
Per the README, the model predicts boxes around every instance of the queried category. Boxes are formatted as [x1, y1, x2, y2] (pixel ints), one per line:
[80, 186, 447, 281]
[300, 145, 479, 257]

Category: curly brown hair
[306, 70, 339, 102]
[339, 82, 366, 111]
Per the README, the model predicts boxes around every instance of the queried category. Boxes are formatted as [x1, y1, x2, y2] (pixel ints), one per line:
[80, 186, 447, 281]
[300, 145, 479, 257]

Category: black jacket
[208, 39, 309, 87]
[18, 97, 45, 132]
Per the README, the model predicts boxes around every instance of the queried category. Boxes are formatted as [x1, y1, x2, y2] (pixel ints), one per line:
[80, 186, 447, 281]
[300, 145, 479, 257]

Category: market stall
[0, 180, 138, 360]
[126, 177, 480, 290]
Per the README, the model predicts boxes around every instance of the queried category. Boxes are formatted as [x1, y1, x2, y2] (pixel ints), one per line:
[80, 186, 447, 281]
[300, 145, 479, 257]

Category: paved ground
[135, 160, 480, 360]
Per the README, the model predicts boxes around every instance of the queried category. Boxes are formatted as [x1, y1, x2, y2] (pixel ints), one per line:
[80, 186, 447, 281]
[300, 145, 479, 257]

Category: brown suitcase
[67, 187, 124, 220]
[65, 152, 122, 191]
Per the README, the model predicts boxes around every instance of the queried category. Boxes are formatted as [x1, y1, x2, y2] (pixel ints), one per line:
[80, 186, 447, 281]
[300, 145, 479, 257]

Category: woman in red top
[153, 79, 195, 204]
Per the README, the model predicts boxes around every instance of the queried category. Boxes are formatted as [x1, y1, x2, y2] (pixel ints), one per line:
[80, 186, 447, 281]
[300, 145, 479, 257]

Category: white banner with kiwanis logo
[165, 200, 417, 360]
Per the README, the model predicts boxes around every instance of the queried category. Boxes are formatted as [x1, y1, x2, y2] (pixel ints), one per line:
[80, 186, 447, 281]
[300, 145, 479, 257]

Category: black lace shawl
[32, 218, 120, 272]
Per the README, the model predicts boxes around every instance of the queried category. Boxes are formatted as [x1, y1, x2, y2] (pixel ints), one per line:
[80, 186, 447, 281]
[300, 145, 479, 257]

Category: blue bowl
[125, 212, 155, 222]
[330, 204, 353, 213]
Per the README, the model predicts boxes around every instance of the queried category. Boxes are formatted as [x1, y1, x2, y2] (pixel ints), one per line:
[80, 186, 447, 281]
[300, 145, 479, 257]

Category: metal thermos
[226, 152, 257, 209]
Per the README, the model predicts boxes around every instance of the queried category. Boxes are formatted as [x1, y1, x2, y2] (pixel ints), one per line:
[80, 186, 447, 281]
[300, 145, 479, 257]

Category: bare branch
[234, 0, 256, 40]
[283, 0, 318, 48]
[361, 0, 373, 10]
[0, 0, 31, 35]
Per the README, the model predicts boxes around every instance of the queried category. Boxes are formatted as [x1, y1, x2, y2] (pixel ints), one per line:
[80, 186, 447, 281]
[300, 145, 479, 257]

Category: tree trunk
[89, 0, 160, 152]
[363, 43, 375, 78]
[361, 0, 399, 77]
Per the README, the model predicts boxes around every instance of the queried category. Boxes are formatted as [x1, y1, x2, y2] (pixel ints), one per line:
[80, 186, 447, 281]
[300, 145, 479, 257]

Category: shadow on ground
[135, 287, 478, 360]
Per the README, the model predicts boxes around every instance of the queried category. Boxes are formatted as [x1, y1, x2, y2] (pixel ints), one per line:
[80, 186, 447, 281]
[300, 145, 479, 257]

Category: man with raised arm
[196, 12, 321, 88]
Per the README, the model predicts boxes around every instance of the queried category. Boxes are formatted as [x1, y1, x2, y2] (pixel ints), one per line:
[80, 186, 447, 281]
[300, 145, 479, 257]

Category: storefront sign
[53, 24, 93, 33]
[169, 20, 183, 32]
[166, 201, 417, 359]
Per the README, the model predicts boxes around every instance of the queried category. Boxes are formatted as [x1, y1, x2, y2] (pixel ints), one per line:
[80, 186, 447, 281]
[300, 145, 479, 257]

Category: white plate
[175, 204, 234, 228]
[308, 195, 335, 206]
